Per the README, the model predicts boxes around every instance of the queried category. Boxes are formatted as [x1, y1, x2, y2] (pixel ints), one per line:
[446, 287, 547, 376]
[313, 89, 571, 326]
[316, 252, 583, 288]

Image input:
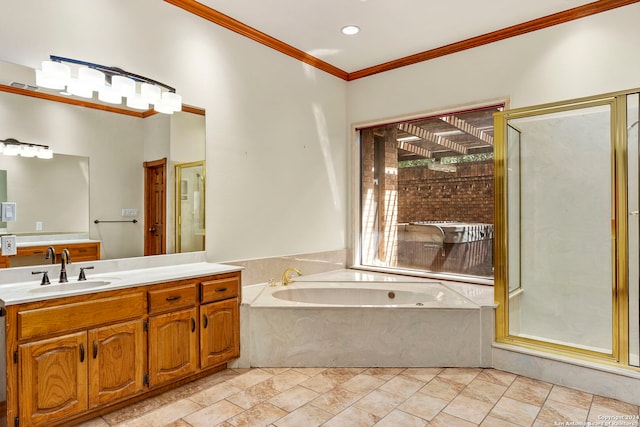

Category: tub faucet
[281, 267, 302, 286]
[45, 246, 56, 264]
[59, 248, 71, 283]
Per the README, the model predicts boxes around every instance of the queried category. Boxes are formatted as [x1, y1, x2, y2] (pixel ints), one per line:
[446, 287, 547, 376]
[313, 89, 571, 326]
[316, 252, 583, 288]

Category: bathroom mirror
[0, 66, 206, 266]
[0, 154, 89, 234]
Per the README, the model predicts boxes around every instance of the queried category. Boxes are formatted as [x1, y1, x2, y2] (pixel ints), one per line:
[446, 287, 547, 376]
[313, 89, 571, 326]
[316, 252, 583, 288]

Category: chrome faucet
[45, 246, 56, 264]
[281, 267, 302, 286]
[59, 248, 71, 283]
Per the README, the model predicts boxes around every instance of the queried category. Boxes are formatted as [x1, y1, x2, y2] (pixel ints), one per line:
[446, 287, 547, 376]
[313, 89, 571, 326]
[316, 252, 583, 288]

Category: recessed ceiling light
[341, 25, 360, 36]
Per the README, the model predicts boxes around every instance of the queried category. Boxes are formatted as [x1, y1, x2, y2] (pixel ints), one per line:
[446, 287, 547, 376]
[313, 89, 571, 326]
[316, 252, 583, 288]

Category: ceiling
[197, 0, 597, 74]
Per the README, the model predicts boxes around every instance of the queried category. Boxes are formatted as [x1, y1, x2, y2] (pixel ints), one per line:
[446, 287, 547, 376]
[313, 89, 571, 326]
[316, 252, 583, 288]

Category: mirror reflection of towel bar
[94, 219, 138, 224]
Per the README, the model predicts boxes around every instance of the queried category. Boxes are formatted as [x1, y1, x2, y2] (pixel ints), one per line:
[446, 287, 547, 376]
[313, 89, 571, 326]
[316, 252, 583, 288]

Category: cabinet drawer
[148, 284, 197, 315]
[68, 243, 100, 260]
[17, 242, 100, 260]
[201, 275, 239, 303]
[18, 293, 145, 340]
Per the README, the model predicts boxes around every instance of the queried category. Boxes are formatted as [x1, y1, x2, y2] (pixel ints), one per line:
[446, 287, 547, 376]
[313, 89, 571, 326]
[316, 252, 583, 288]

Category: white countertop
[16, 239, 101, 248]
[0, 262, 242, 305]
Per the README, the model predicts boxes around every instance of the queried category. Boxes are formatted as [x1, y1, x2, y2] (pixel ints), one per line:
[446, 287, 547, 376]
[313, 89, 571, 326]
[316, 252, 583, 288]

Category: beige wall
[1, 0, 637, 266]
[347, 4, 640, 123]
[0, 0, 349, 263]
[0, 153, 88, 234]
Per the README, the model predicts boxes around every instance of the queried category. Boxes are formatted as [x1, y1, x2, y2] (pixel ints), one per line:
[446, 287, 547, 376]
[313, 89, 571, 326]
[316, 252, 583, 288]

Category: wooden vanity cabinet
[5, 270, 241, 427]
[200, 274, 240, 369]
[18, 320, 145, 426]
[18, 332, 88, 426]
[87, 319, 146, 407]
[0, 241, 101, 268]
[147, 281, 199, 387]
[13, 292, 146, 427]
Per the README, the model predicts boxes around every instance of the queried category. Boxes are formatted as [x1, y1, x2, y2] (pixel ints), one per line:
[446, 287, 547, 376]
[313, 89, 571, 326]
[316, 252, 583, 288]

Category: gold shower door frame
[175, 161, 206, 253]
[494, 88, 639, 370]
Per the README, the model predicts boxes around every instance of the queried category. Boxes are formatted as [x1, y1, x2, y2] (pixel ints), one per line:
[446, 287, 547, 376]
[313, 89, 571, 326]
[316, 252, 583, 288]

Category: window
[357, 104, 503, 281]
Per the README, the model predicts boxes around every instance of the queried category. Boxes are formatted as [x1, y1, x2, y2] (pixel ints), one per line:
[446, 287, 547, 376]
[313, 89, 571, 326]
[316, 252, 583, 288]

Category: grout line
[83, 368, 640, 427]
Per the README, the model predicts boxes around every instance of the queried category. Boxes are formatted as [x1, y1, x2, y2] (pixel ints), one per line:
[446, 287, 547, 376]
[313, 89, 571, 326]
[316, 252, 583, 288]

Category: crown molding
[348, 0, 640, 80]
[164, 0, 349, 80]
[166, 0, 640, 81]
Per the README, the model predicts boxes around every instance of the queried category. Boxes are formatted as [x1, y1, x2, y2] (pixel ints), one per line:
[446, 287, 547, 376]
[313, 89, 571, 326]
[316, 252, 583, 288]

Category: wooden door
[88, 320, 145, 408]
[200, 298, 240, 369]
[19, 332, 88, 426]
[144, 158, 167, 256]
[148, 308, 198, 387]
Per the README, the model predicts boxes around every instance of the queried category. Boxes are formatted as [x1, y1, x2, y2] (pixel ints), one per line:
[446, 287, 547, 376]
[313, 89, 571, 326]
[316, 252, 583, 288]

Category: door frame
[143, 158, 167, 256]
[175, 160, 206, 253]
[493, 88, 640, 369]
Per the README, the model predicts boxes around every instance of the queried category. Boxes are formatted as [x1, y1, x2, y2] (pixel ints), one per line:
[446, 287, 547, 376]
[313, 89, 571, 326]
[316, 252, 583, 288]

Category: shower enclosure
[495, 89, 640, 368]
[175, 161, 205, 253]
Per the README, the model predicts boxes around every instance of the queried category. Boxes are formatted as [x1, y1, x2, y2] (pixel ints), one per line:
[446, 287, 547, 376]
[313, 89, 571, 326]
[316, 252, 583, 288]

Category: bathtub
[247, 271, 494, 368]
[254, 281, 477, 308]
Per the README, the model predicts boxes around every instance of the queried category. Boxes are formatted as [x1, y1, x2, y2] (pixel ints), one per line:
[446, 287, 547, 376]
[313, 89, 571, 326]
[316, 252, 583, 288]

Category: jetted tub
[256, 281, 477, 308]
[247, 271, 494, 368]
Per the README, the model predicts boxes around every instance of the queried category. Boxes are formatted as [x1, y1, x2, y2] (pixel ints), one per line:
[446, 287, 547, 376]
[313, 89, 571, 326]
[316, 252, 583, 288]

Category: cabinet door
[19, 332, 88, 427]
[200, 298, 240, 369]
[88, 319, 145, 408]
[148, 307, 198, 387]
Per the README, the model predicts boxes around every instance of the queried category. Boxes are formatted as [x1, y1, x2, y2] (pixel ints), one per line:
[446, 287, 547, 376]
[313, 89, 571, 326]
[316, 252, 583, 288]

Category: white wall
[1, 0, 636, 267]
[0, 0, 348, 264]
[348, 4, 640, 123]
[0, 154, 88, 234]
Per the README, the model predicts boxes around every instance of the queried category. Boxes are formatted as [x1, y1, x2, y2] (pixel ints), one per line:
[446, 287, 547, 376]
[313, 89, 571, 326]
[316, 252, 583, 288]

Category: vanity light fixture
[341, 25, 360, 35]
[36, 55, 182, 114]
[0, 138, 54, 160]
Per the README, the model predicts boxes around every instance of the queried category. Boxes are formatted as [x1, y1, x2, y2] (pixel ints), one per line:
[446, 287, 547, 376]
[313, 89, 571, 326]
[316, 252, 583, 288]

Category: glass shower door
[505, 102, 614, 355]
[175, 161, 205, 253]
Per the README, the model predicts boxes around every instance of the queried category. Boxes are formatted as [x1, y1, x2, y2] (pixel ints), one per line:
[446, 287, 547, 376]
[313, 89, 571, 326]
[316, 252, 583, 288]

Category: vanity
[0, 236, 102, 269]
[0, 260, 242, 427]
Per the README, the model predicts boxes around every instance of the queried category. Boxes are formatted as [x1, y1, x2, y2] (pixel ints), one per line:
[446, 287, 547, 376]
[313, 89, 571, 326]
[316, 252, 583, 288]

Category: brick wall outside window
[397, 160, 494, 225]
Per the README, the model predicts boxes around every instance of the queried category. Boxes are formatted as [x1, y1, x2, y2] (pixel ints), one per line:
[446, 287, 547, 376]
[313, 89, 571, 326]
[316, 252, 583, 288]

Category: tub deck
[244, 269, 495, 368]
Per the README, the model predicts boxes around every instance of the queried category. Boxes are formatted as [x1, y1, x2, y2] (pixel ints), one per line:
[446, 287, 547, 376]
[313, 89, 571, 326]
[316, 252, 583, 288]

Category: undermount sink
[30, 280, 114, 293]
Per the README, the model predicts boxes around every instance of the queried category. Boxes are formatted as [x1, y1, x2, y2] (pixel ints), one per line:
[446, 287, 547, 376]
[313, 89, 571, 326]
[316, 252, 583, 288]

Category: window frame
[349, 99, 507, 286]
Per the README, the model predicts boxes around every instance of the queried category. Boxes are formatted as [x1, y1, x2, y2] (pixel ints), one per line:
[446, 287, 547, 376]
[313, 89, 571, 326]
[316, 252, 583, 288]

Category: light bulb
[20, 145, 38, 157]
[162, 91, 182, 112]
[66, 78, 93, 98]
[141, 83, 161, 104]
[111, 75, 136, 96]
[3, 144, 21, 156]
[39, 60, 71, 89]
[126, 95, 149, 110]
[98, 88, 122, 104]
[78, 67, 105, 91]
[36, 147, 54, 159]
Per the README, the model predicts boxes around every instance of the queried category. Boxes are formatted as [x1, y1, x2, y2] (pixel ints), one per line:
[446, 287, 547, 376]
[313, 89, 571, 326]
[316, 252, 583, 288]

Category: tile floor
[79, 367, 640, 427]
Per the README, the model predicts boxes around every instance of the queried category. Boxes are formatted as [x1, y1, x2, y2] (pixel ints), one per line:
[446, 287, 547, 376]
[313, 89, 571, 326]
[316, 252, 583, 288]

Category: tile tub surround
[247, 270, 495, 367]
[228, 249, 347, 286]
[77, 367, 640, 427]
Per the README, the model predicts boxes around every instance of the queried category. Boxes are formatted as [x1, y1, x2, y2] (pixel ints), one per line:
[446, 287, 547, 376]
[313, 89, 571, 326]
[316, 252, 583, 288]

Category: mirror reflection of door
[175, 161, 205, 253]
[144, 158, 167, 256]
